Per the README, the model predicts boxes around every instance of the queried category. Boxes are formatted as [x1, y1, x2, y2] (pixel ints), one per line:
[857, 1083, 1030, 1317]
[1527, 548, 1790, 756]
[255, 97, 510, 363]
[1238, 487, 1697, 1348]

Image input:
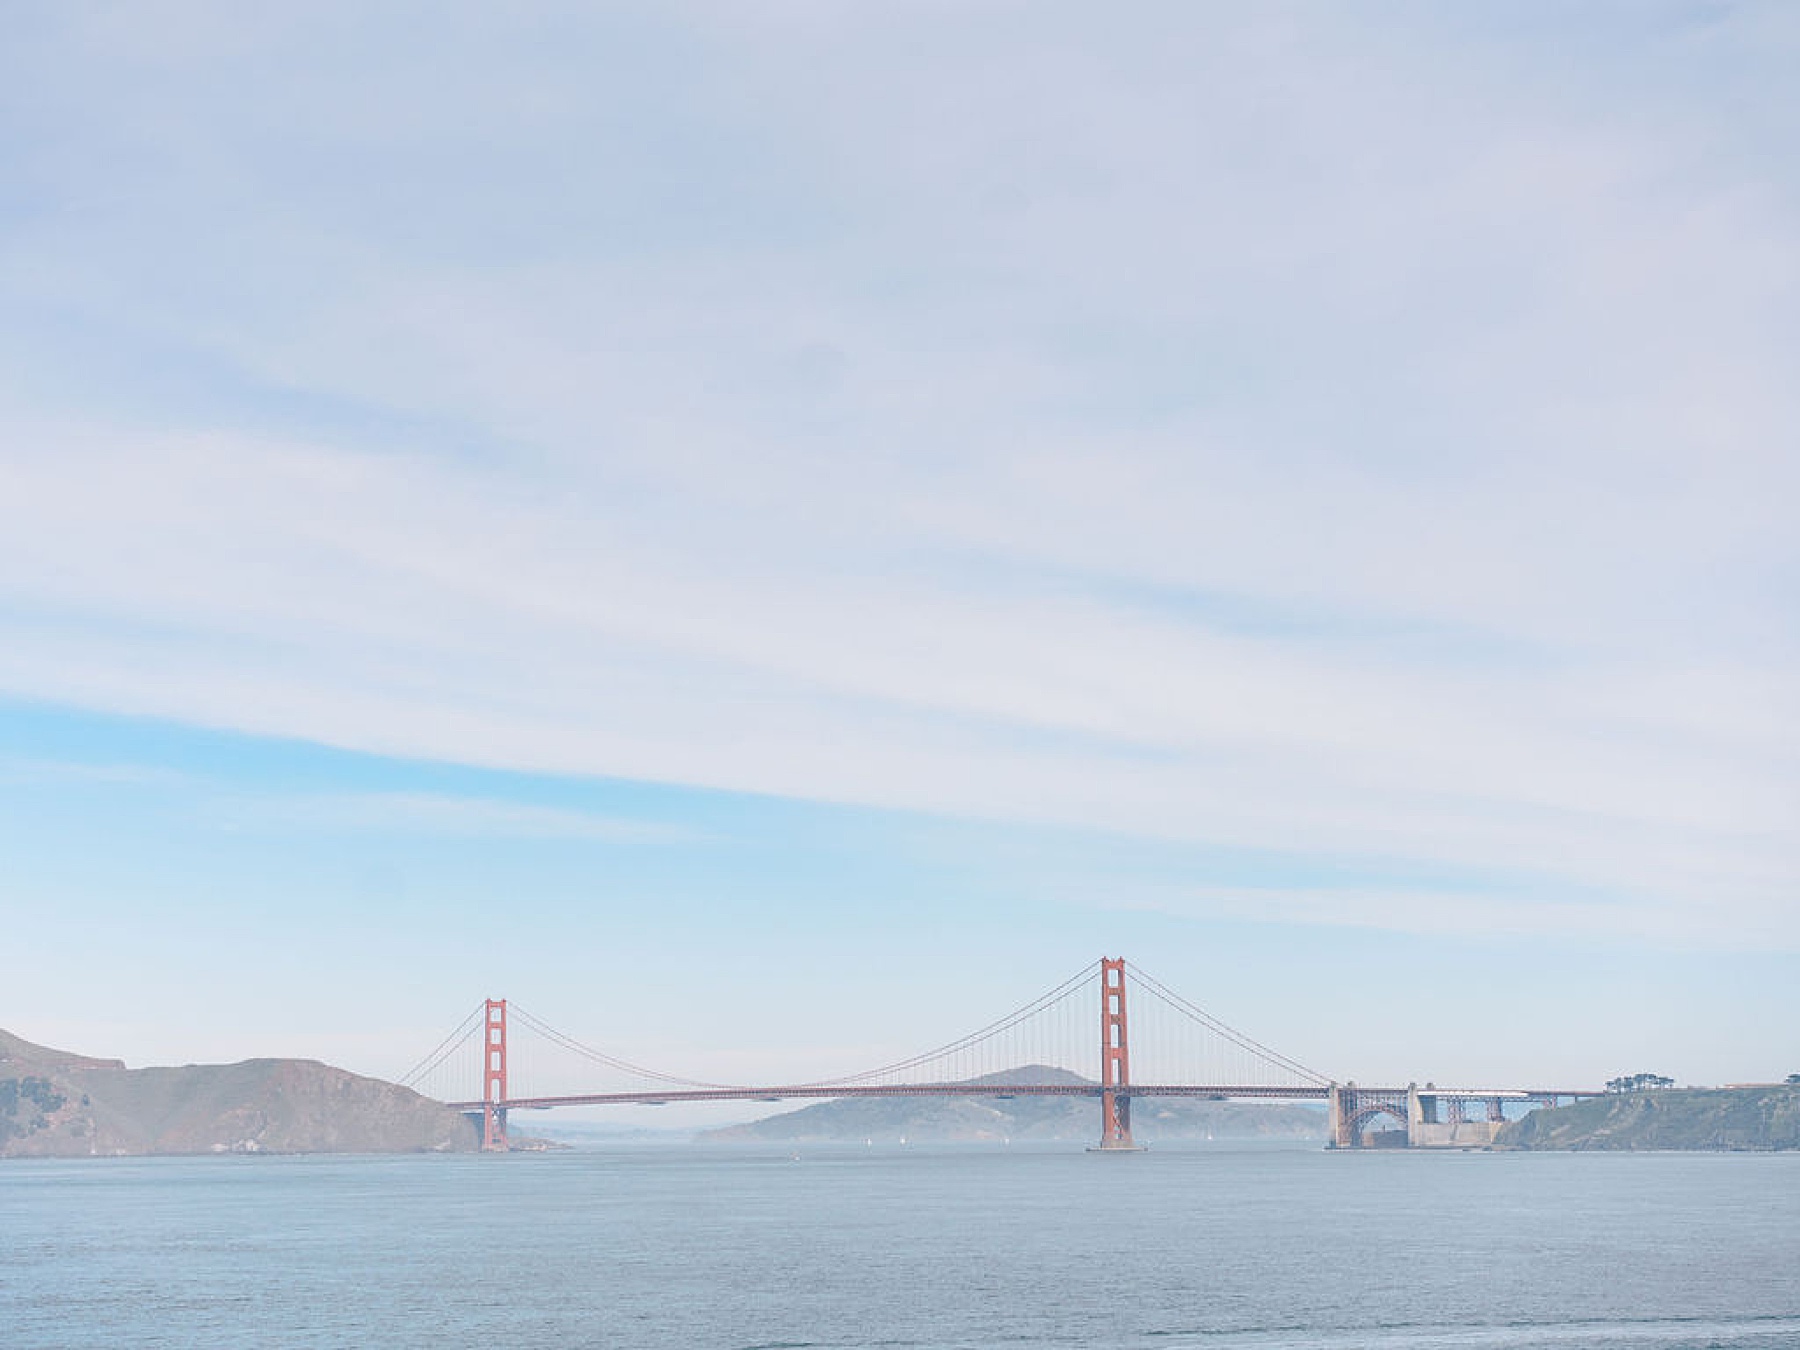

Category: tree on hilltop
[1605, 1072, 1675, 1094]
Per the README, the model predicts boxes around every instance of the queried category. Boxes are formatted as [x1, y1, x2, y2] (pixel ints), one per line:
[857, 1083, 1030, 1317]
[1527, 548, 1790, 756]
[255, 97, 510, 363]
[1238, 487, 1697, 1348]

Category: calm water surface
[3, 1143, 1797, 1349]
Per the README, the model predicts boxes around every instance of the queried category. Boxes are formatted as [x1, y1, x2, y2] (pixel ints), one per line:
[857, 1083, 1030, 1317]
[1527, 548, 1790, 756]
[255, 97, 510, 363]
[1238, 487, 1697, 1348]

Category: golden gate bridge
[400, 958, 1599, 1151]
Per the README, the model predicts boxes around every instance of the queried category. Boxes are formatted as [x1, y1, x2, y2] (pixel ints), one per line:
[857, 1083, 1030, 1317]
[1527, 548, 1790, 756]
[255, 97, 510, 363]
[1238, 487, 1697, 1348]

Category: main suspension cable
[805, 961, 1101, 1087]
[398, 1003, 486, 1090]
[1128, 963, 1331, 1085]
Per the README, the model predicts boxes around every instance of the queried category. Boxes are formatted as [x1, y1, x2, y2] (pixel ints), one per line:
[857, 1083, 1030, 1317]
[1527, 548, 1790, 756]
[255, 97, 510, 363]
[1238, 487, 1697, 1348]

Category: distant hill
[1498, 1086, 1800, 1151]
[698, 1065, 1326, 1144]
[1, 1028, 478, 1157]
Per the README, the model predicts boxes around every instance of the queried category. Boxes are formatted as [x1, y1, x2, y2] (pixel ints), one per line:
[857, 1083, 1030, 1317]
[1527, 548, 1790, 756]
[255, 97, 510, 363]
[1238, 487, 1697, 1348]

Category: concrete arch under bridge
[1329, 1088, 1412, 1149]
[1328, 1084, 1560, 1148]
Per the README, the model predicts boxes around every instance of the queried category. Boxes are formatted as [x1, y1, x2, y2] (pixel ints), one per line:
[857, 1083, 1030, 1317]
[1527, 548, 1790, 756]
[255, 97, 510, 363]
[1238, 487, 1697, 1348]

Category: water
[3, 1143, 1797, 1349]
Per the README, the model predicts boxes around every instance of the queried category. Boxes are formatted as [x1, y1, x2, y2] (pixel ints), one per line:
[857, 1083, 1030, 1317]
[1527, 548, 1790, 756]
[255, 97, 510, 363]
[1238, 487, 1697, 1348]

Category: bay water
[4, 1142, 1797, 1348]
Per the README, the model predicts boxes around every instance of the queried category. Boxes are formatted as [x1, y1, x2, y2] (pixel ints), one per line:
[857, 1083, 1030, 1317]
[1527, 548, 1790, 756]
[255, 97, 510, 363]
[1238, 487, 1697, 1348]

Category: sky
[1, 2, 1796, 1110]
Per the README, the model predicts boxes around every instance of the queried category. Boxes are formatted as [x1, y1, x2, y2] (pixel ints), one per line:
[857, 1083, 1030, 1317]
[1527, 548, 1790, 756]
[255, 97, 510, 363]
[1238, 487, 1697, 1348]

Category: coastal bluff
[0, 1028, 478, 1157]
[1497, 1085, 1800, 1151]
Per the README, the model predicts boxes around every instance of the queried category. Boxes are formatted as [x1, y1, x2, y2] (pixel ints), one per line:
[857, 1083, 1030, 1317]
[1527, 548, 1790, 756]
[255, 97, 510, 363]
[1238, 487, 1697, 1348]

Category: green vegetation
[1604, 1072, 1675, 1093]
[0, 1076, 67, 1141]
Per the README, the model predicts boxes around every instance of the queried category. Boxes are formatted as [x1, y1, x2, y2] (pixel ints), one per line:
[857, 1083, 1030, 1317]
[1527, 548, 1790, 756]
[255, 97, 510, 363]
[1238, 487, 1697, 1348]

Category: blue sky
[1, 3, 1795, 1101]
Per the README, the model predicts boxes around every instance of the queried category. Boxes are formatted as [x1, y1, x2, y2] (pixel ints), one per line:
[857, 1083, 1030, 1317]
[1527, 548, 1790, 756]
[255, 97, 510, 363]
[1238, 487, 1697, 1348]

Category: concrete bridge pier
[1408, 1087, 1509, 1147]
[1328, 1084, 1513, 1148]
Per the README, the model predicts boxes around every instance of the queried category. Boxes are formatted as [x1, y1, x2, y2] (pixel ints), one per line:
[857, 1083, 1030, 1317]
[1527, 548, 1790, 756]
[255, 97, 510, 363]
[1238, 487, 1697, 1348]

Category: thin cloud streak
[0, 4, 1795, 950]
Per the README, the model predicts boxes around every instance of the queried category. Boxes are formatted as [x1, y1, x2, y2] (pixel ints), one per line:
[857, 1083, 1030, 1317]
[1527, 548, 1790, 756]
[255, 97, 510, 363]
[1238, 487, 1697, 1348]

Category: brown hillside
[0, 1027, 125, 1073]
[0, 1029, 478, 1157]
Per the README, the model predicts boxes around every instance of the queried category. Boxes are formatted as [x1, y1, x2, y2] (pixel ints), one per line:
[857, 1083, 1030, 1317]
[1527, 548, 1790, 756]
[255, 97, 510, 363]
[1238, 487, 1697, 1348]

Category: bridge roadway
[450, 1087, 1353, 1108]
[450, 1083, 1334, 1111]
[448, 1083, 1600, 1112]
[446, 1080, 1605, 1108]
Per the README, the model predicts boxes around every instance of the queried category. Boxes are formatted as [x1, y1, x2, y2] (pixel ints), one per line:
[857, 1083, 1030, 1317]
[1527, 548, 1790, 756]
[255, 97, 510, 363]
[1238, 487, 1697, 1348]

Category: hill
[0, 1028, 125, 1074]
[1, 1028, 479, 1157]
[698, 1065, 1326, 1144]
[1497, 1086, 1800, 1151]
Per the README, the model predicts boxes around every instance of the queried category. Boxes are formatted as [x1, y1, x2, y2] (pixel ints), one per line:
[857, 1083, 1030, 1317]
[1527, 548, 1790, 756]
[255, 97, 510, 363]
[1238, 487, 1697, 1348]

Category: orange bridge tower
[481, 998, 509, 1152]
[1092, 957, 1142, 1151]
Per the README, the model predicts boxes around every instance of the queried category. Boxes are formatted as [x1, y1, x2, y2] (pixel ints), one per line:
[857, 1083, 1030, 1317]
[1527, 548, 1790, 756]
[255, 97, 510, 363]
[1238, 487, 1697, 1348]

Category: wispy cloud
[0, 4, 1794, 949]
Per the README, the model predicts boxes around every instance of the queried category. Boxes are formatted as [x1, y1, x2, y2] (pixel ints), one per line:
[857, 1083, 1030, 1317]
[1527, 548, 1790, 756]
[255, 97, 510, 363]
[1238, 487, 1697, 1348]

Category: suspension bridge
[401, 958, 1599, 1152]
